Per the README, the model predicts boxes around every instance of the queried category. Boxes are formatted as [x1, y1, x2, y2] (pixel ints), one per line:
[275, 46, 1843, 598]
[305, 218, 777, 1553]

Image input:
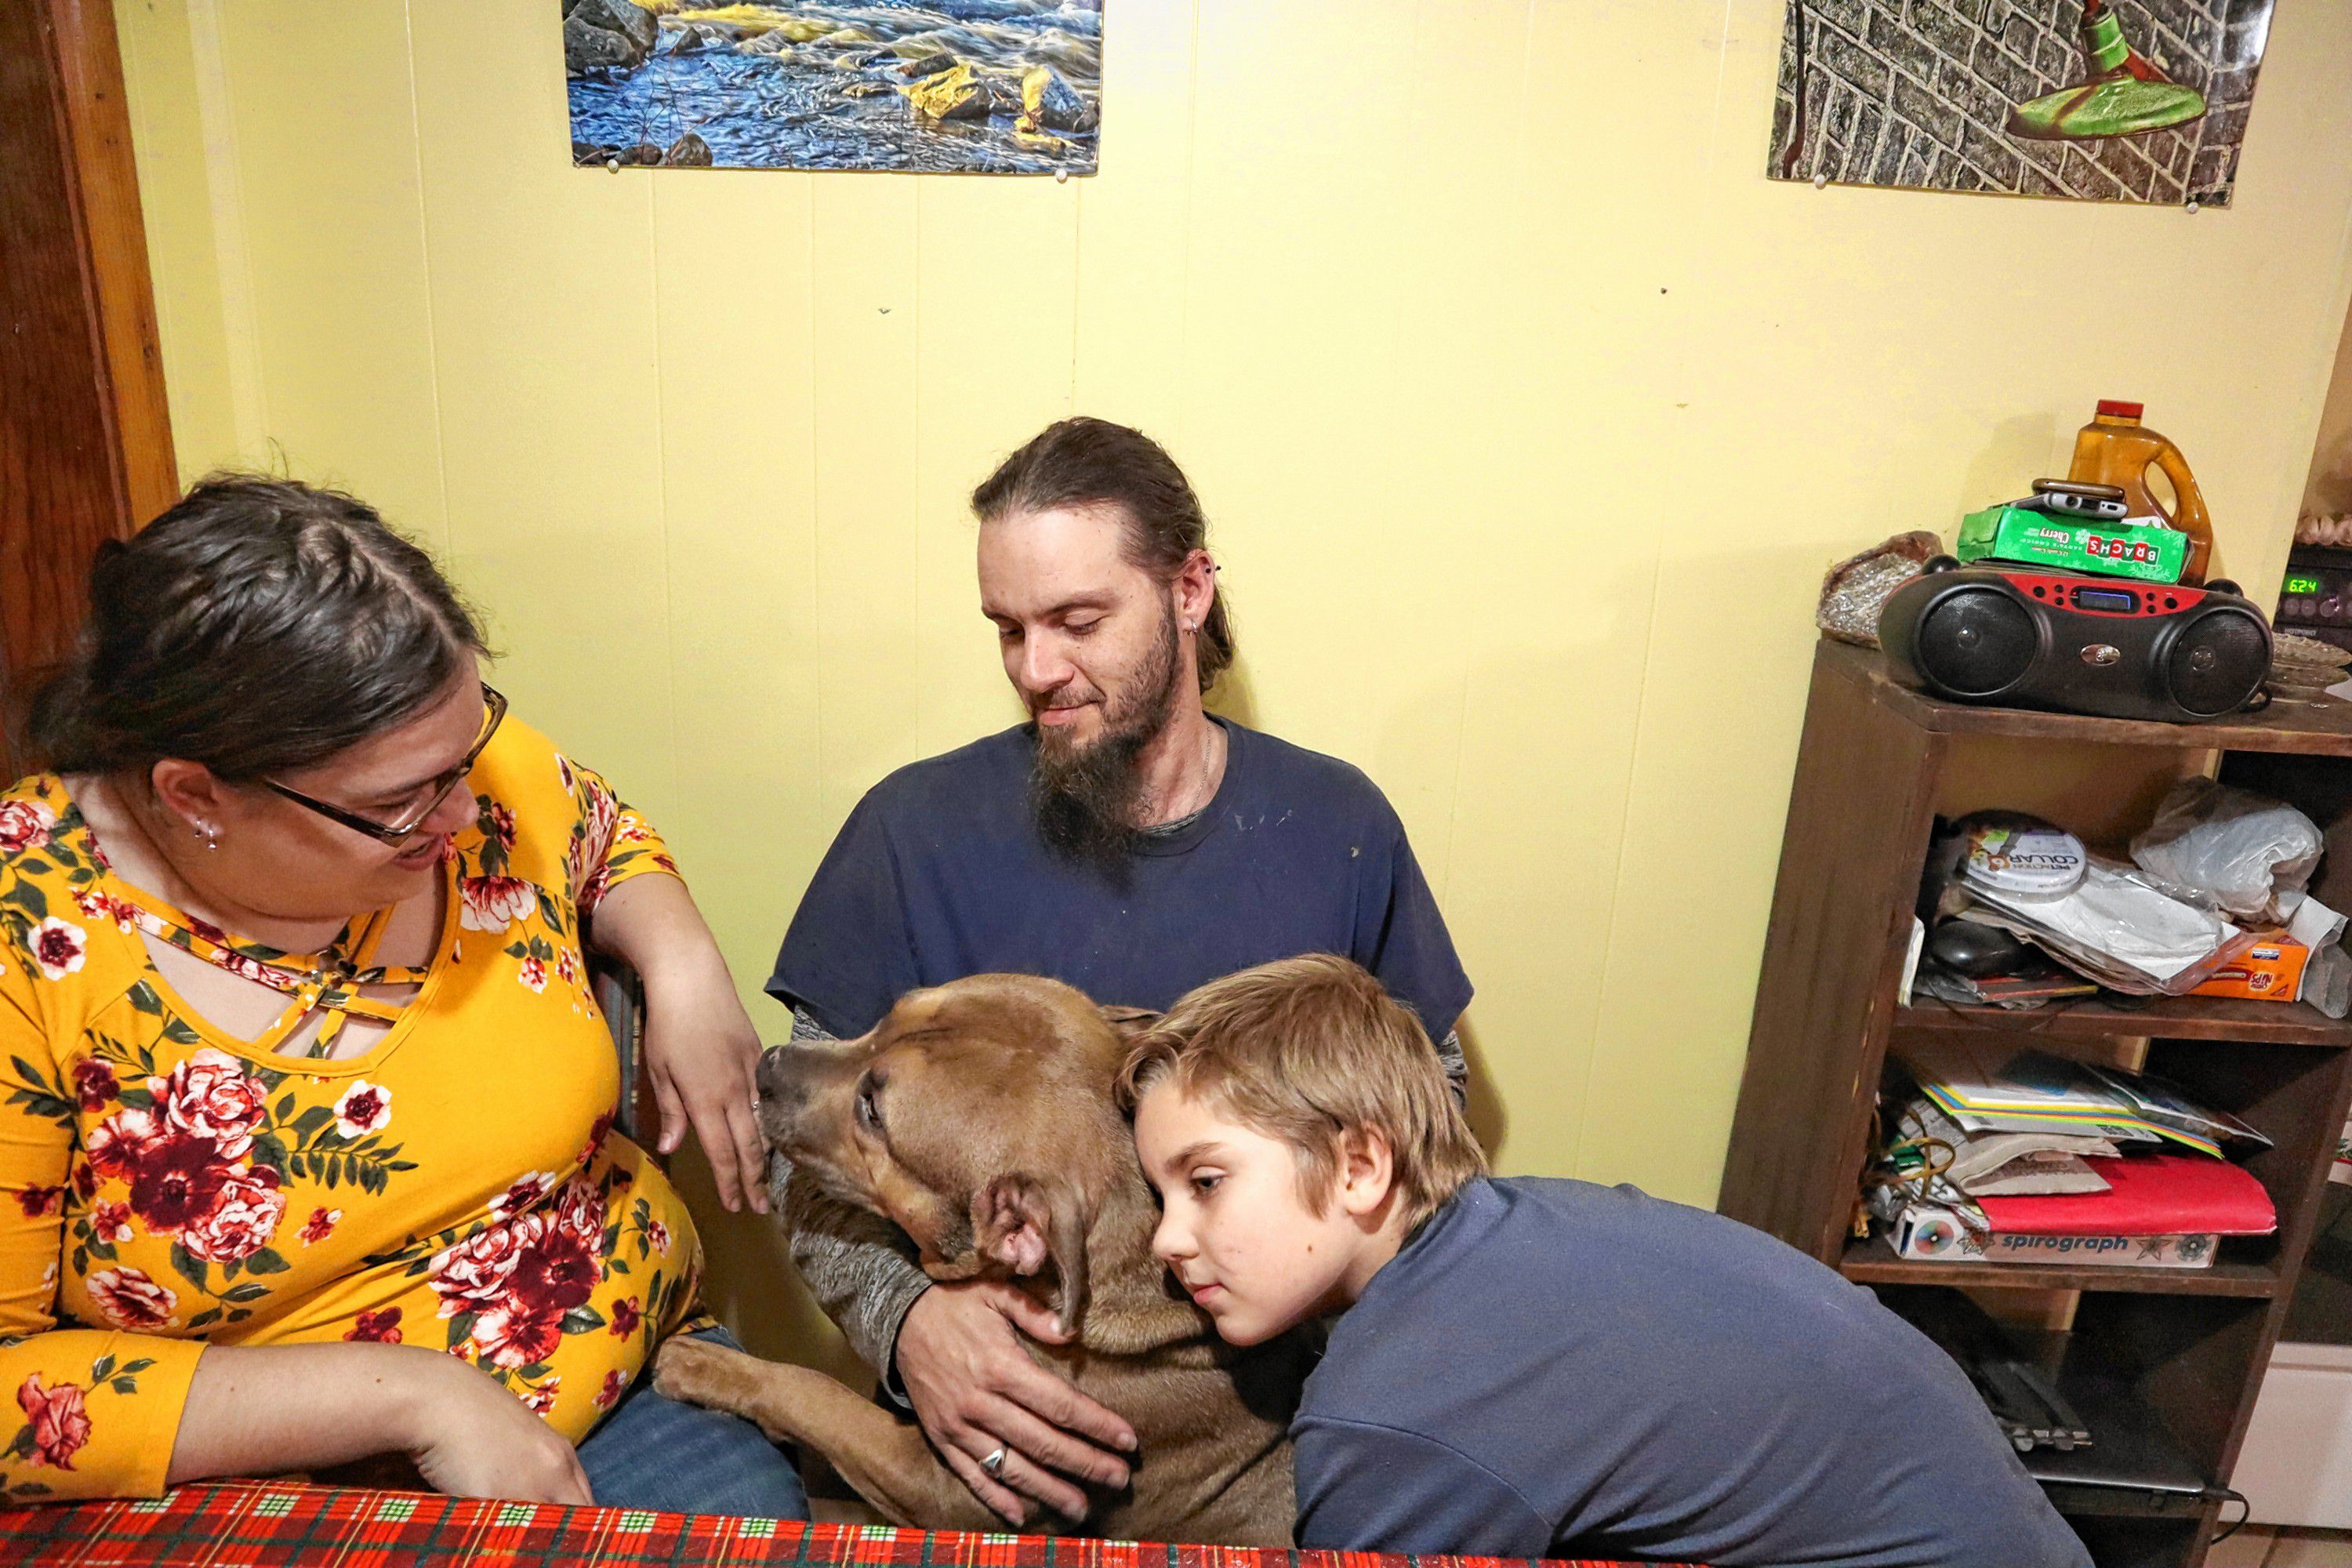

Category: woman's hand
[169, 1341, 589, 1503]
[586, 873, 771, 1214]
[401, 1354, 593, 1504]
[640, 959, 769, 1214]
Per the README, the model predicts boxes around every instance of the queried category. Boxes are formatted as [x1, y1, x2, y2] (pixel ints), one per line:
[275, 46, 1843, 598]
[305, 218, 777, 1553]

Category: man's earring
[194, 822, 220, 850]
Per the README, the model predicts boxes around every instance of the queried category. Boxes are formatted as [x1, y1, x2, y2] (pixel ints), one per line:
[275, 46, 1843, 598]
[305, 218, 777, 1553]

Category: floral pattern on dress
[459, 877, 534, 935]
[2, 1352, 154, 1490]
[0, 728, 698, 1503]
[18, 1027, 424, 1331]
[0, 801, 57, 857]
[28, 920, 87, 982]
[463, 793, 600, 1008]
[563, 764, 677, 914]
[367, 1162, 688, 1413]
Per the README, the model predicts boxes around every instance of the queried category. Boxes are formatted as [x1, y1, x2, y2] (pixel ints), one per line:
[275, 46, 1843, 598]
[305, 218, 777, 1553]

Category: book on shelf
[1879, 1155, 2275, 1270]
[1882, 1210, 2223, 1269]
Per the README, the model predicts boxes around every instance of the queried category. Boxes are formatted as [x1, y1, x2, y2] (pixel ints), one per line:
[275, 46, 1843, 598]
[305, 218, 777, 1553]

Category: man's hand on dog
[897, 1279, 1139, 1526]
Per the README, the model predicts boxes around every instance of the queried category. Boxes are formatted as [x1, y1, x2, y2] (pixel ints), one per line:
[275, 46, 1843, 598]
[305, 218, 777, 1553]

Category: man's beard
[1031, 605, 1182, 878]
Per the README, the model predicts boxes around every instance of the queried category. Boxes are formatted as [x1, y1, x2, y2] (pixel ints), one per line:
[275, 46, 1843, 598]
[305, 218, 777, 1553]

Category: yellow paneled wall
[2305, 300, 2352, 515]
[114, 2, 2352, 1363]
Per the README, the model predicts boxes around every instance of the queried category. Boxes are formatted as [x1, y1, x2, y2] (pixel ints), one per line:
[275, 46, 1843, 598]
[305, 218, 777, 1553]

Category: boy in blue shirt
[1117, 955, 2089, 1568]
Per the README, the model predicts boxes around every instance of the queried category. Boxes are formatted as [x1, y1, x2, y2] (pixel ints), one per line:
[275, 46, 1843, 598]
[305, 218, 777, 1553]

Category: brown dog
[651, 974, 1306, 1544]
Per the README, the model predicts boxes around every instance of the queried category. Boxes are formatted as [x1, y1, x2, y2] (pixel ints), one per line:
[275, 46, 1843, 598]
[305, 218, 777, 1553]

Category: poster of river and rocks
[562, 0, 1102, 175]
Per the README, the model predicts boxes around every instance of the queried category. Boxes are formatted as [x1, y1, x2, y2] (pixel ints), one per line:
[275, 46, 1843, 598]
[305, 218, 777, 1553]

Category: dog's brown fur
[652, 975, 1306, 1544]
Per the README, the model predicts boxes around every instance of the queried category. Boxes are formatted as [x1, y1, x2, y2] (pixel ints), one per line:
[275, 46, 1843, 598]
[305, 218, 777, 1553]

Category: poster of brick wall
[1768, 0, 2272, 206]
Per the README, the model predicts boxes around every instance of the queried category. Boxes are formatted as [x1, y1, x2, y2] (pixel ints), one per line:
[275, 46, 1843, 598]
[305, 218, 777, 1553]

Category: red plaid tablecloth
[0, 1483, 1686, 1568]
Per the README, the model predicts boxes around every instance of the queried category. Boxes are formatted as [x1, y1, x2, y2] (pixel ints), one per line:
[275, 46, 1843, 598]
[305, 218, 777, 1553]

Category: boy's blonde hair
[1116, 953, 1486, 1230]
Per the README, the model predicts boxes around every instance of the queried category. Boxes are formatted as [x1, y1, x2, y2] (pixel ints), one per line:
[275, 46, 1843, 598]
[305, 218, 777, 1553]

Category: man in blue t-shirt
[768, 417, 1473, 1530]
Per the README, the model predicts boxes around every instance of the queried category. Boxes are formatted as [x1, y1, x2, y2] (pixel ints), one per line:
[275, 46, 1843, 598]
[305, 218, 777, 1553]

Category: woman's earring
[194, 822, 220, 850]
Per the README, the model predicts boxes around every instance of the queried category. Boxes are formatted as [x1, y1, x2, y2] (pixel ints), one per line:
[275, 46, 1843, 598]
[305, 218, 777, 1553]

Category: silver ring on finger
[979, 1445, 1008, 1477]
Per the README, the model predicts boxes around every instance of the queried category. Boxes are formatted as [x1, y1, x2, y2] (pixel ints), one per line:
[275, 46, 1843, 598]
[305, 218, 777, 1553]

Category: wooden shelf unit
[1836, 1241, 2285, 1298]
[1719, 640, 2352, 1568]
[1894, 996, 2352, 1048]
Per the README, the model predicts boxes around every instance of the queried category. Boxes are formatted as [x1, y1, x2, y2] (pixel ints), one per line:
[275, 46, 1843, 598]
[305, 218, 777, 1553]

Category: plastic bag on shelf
[2129, 779, 2324, 926]
[1957, 855, 2254, 996]
[2306, 942, 2352, 1020]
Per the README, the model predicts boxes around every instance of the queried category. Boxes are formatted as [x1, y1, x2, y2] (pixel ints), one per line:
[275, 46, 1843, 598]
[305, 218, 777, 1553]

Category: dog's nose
[756, 1045, 789, 1102]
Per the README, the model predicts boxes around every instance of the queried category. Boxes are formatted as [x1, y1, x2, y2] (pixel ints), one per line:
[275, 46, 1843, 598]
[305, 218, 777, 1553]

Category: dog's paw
[650, 1335, 731, 1407]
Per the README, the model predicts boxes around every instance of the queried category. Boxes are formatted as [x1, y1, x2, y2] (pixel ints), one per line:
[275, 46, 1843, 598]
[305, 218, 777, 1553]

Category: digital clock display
[2286, 573, 2325, 596]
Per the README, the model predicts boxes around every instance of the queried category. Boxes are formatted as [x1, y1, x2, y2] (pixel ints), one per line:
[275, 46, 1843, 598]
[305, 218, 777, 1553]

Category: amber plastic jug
[2066, 399, 2216, 585]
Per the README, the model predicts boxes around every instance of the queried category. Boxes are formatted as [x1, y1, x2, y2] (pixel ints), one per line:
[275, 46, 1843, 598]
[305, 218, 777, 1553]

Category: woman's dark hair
[970, 417, 1236, 694]
[23, 474, 488, 780]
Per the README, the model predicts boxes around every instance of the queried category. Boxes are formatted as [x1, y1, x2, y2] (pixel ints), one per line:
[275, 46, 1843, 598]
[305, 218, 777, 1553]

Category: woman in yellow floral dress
[0, 476, 804, 1517]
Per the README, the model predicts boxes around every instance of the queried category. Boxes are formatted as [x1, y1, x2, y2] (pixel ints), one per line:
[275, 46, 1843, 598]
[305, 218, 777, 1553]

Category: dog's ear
[1098, 1004, 1160, 1042]
[971, 1172, 1091, 1336]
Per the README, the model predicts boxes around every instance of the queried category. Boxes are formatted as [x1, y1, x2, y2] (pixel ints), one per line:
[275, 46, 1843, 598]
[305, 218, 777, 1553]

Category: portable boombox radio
[1877, 560, 2271, 722]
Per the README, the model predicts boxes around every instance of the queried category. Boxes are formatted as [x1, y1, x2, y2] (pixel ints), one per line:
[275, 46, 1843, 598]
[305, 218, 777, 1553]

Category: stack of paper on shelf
[1878, 1040, 2275, 1269]
[1898, 1036, 2267, 1160]
[1896, 1095, 2117, 1197]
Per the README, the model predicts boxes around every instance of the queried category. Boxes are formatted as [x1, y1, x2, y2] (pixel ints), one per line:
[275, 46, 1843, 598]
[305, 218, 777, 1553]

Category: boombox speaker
[1878, 561, 2270, 723]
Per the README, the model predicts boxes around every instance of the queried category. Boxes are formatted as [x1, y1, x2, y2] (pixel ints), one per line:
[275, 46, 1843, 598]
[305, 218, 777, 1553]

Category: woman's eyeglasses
[261, 684, 509, 848]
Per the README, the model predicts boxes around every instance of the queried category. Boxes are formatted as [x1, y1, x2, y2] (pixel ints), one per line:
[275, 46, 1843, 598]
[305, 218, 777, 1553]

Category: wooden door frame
[2, 0, 176, 773]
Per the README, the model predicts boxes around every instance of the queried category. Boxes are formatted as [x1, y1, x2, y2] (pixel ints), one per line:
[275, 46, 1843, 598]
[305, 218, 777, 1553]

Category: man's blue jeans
[576, 1324, 811, 1519]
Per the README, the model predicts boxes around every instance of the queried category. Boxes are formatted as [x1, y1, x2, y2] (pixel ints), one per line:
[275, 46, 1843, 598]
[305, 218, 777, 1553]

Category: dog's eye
[856, 1077, 884, 1132]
